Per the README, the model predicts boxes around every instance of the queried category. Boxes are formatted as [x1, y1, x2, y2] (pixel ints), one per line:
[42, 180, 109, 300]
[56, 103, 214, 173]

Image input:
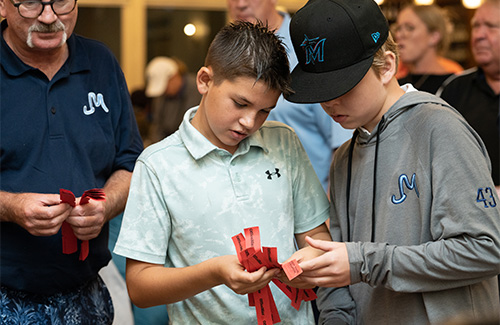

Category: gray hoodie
[318, 89, 500, 324]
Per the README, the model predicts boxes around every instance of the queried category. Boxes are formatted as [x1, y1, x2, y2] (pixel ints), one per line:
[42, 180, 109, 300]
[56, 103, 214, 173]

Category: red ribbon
[59, 188, 106, 261]
[232, 226, 317, 325]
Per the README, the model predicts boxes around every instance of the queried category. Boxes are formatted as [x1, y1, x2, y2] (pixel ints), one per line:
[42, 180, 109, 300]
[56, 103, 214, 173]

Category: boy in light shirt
[114, 21, 331, 324]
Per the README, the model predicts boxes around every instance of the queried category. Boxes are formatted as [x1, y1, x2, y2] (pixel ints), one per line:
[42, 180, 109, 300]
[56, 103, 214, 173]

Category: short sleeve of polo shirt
[114, 156, 171, 264]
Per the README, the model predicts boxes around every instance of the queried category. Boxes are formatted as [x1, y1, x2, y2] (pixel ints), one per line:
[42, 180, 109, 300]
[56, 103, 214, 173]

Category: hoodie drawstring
[345, 116, 385, 243]
[346, 130, 358, 242]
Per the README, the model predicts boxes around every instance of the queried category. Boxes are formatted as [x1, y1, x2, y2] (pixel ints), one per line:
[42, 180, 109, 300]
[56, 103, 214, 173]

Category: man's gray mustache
[29, 21, 65, 33]
[27, 20, 67, 48]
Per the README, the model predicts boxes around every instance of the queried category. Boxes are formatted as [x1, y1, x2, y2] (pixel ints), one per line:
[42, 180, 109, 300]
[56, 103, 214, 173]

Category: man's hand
[0, 192, 72, 236]
[66, 198, 107, 240]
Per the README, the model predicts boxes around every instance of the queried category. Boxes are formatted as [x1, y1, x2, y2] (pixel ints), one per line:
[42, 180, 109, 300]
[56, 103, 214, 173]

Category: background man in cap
[281, 0, 500, 323]
[146, 56, 201, 144]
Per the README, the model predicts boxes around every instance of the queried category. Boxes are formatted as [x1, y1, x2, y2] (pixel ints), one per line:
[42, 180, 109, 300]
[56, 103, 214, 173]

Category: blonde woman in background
[395, 4, 463, 93]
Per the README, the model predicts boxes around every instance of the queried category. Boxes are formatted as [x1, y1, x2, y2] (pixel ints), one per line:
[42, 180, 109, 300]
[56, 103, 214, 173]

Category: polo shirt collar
[474, 67, 498, 97]
[1, 20, 89, 77]
[65, 33, 90, 74]
[1, 20, 30, 77]
[180, 107, 268, 160]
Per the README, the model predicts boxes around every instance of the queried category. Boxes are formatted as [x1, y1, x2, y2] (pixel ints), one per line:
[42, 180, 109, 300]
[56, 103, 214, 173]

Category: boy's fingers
[299, 251, 332, 272]
[245, 266, 267, 281]
[238, 267, 279, 294]
[305, 236, 331, 252]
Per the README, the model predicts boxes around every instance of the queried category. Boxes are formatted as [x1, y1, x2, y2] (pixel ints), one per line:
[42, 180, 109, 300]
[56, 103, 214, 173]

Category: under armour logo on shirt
[83, 92, 109, 115]
[266, 168, 281, 180]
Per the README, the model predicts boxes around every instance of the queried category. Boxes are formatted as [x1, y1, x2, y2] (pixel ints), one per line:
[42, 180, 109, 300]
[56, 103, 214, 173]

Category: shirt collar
[179, 107, 268, 160]
[1, 20, 31, 77]
[472, 67, 498, 96]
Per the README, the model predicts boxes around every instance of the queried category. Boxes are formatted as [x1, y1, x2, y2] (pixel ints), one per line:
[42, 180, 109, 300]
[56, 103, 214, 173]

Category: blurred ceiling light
[462, 0, 482, 9]
[184, 23, 196, 37]
[414, 0, 434, 5]
[375, 0, 384, 4]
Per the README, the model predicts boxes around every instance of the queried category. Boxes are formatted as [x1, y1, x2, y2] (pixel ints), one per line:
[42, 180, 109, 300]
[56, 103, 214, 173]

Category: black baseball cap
[285, 0, 389, 103]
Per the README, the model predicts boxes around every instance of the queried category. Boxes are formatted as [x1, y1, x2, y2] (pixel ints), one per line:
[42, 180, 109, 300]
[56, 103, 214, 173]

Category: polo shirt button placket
[51, 107, 56, 114]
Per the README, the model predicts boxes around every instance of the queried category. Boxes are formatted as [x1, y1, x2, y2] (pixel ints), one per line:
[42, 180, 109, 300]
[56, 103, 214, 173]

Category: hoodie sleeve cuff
[346, 241, 363, 284]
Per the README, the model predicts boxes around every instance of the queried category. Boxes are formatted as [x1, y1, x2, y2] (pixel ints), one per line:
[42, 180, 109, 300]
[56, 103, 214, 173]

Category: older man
[439, 0, 500, 195]
[0, 0, 143, 323]
[438, 0, 500, 296]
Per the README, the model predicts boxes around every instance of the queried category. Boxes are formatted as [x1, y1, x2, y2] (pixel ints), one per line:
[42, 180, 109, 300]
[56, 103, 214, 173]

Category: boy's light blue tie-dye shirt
[114, 107, 329, 324]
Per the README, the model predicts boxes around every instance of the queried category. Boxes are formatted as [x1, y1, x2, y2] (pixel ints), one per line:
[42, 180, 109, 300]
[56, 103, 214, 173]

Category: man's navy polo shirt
[0, 20, 143, 294]
[439, 67, 499, 185]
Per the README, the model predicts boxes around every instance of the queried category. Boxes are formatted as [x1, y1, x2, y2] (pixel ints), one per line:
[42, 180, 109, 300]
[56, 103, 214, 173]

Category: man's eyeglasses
[9, 0, 77, 19]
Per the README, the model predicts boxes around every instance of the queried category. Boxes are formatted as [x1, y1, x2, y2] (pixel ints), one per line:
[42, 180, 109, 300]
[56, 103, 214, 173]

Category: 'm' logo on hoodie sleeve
[391, 173, 419, 204]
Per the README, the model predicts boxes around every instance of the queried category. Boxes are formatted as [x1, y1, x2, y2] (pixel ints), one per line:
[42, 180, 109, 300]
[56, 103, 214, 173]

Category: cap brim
[285, 55, 374, 104]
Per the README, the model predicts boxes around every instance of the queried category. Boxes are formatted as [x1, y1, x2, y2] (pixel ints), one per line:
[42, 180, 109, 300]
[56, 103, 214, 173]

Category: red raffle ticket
[282, 259, 303, 281]
[232, 226, 317, 325]
[59, 188, 106, 261]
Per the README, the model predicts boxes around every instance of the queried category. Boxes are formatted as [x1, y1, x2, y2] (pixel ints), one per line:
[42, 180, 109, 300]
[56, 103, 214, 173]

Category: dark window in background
[147, 9, 227, 74]
[74, 7, 121, 63]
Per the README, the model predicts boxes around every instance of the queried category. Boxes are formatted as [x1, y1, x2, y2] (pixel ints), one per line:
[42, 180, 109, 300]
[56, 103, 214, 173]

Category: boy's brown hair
[205, 21, 292, 97]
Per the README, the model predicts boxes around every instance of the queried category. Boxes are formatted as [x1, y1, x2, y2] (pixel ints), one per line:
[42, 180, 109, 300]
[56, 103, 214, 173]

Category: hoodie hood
[356, 90, 453, 145]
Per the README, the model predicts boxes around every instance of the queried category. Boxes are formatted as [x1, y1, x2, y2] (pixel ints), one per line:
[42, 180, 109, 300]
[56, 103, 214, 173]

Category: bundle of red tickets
[232, 226, 317, 325]
[59, 188, 106, 261]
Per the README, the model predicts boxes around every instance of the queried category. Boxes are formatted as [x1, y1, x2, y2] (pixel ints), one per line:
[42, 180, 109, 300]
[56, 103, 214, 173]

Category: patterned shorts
[0, 276, 114, 325]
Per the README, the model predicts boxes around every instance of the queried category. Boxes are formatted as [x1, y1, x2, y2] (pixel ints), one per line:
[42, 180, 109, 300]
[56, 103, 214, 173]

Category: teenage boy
[282, 0, 500, 324]
[114, 21, 331, 324]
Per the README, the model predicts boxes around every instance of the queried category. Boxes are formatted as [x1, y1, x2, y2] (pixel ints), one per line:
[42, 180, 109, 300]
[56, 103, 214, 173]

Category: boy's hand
[215, 255, 280, 295]
[293, 236, 351, 288]
[277, 245, 325, 288]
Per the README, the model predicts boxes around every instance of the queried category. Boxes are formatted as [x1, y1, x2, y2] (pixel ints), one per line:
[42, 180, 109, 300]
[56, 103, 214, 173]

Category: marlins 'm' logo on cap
[301, 35, 326, 65]
[286, 0, 389, 104]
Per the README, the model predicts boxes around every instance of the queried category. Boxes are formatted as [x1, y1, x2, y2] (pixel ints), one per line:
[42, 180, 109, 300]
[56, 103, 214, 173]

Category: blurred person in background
[227, 0, 353, 193]
[146, 56, 202, 145]
[438, 0, 499, 227]
[130, 88, 153, 144]
[395, 4, 463, 94]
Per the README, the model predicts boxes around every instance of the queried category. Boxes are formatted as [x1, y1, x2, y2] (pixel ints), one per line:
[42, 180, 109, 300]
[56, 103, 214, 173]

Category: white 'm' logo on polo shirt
[83, 92, 109, 115]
